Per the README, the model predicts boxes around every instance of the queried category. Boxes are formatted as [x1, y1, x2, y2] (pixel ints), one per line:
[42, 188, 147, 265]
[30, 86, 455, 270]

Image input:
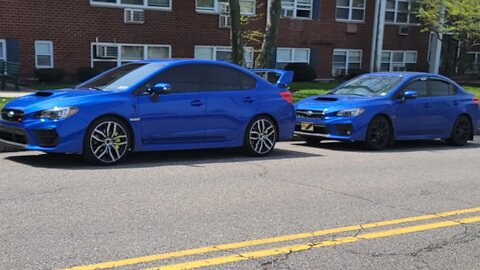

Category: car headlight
[37, 107, 79, 120]
[336, 108, 365, 117]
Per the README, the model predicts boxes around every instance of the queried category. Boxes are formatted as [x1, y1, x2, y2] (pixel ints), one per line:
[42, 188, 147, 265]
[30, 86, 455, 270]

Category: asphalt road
[1, 137, 479, 270]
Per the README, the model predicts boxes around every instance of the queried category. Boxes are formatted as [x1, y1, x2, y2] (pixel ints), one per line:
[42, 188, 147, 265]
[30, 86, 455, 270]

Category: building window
[90, 0, 171, 10]
[381, 51, 417, 71]
[385, 0, 420, 24]
[332, 49, 362, 76]
[276, 48, 310, 69]
[35, 41, 54, 68]
[0, 39, 5, 62]
[196, 0, 256, 15]
[91, 43, 171, 72]
[281, 0, 313, 19]
[465, 52, 480, 73]
[336, 0, 366, 22]
[194, 46, 254, 68]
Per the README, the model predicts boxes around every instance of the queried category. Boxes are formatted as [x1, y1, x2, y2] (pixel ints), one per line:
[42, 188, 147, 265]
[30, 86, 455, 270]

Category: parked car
[0, 60, 295, 165]
[295, 72, 480, 149]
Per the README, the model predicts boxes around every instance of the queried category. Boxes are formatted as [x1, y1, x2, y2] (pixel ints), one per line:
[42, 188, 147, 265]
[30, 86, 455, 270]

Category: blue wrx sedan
[0, 60, 295, 164]
[295, 73, 480, 149]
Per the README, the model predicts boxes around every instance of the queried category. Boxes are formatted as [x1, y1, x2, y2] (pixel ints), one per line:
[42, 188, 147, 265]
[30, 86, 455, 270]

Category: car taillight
[280, 91, 293, 104]
[474, 96, 479, 105]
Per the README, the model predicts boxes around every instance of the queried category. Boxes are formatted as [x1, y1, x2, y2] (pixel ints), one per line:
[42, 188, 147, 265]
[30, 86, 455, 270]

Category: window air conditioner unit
[96, 45, 118, 59]
[218, 2, 230, 14]
[124, 8, 145, 24]
[398, 26, 409, 36]
[219, 15, 231, 28]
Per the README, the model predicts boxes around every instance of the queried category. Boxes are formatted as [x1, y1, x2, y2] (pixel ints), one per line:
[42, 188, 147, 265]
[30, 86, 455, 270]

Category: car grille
[296, 110, 325, 119]
[0, 125, 28, 145]
[1, 109, 25, 122]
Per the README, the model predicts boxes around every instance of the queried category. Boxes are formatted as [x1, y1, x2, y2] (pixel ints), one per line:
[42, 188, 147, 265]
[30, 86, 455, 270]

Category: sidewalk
[0, 83, 36, 98]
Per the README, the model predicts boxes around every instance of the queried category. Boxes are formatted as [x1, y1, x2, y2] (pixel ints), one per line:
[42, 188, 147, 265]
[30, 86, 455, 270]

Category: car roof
[365, 72, 448, 80]
[137, 59, 236, 67]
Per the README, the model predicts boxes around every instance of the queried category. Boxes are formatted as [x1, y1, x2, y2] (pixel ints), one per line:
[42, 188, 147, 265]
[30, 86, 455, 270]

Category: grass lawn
[292, 82, 480, 102]
[0, 98, 13, 109]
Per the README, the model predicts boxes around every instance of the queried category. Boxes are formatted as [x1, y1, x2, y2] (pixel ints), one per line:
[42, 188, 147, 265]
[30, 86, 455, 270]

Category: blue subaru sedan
[0, 60, 295, 165]
[295, 72, 480, 150]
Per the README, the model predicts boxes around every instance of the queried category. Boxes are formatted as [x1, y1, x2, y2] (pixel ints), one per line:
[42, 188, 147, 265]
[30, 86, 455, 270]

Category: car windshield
[329, 76, 404, 97]
[77, 63, 162, 91]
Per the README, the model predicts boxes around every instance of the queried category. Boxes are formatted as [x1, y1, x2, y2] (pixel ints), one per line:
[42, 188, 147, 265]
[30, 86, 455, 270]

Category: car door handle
[424, 103, 431, 108]
[244, 97, 255, 103]
[190, 100, 204, 107]
[453, 100, 459, 106]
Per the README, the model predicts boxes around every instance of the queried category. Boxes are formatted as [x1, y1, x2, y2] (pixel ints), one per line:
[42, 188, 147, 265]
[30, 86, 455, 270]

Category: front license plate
[301, 122, 314, 132]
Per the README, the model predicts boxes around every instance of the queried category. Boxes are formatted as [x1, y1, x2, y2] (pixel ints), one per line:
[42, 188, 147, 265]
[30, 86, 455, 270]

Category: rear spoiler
[251, 69, 294, 88]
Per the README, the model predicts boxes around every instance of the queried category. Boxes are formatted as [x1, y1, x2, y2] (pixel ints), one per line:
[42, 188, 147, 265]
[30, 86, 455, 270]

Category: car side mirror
[152, 83, 172, 94]
[402, 90, 418, 100]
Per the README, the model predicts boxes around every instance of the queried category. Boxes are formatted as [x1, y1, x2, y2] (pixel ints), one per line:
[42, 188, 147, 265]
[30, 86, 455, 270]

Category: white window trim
[194, 45, 254, 68]
[466, 52, 480, 73]
[35, 40, 54, 69]
[335, 0, 366, 23]
[90, 0, 172, 11]
[385, 0, 420, 26]
[91, 42, 172, 68]
[332, 49, 363, 76]
[381, 50, 417, 71]
[0, 39, 6, 61]
[195, 0, 256, 16]
[281, 0, 313, 20]
[276, 47, 311, 67]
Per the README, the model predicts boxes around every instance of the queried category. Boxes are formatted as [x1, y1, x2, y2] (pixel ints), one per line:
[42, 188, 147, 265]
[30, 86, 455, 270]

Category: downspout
[370, 0, 386, 72]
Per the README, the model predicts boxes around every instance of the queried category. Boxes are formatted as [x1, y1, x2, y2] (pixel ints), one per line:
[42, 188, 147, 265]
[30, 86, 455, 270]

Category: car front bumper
[0, 117, 88, 153]
[294, 116, 369, 141]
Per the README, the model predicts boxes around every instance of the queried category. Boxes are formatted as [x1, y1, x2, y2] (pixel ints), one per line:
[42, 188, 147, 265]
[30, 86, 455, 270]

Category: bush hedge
[35, 68, 66, 83]
[284, 63, 317, 82]
[77, 67, 101, 83]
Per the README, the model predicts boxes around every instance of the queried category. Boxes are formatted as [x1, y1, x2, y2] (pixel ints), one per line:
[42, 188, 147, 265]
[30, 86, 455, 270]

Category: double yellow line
[64, 207, 480, 270]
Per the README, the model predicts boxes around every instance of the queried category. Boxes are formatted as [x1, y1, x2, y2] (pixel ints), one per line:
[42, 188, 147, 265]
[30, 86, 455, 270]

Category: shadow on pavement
[292, 137, 480, 153]
[5, 147, 322, 170]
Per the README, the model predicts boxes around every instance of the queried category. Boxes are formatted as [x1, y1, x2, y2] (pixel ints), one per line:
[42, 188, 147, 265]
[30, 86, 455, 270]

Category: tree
[418, 0, 480, 74]
[229, 0, 244, 66]
[255, 0, 282, 68]
[228, 0, 282, 68]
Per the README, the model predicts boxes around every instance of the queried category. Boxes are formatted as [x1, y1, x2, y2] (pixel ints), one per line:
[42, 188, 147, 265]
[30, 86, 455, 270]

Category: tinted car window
[203, 65, 256, 91]
[429, 80, 451, 96]
[404, 80, 428, 97]
[144, 64, 203, 93]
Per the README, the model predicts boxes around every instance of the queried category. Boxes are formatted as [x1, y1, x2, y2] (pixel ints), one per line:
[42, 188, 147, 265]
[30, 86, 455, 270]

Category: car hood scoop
[315, 97, 338, 102]
[34, 91, 55, 97]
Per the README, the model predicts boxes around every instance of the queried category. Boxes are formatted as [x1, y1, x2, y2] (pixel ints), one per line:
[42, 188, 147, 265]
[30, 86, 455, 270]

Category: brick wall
[0, 0, 430, 79]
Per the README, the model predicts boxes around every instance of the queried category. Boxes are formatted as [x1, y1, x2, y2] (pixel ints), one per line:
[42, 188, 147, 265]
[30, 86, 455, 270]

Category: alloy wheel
[248, 118, 276, 155]
[89, 121, 129, 163]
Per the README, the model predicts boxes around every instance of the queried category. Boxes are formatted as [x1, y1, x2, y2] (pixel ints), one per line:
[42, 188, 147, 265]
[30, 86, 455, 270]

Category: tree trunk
[255, 0, 282, 68]
[229, 0, 244, 67]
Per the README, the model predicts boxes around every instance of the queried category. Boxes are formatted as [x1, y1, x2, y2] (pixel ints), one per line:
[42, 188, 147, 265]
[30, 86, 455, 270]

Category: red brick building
[0, 0, 433, 80]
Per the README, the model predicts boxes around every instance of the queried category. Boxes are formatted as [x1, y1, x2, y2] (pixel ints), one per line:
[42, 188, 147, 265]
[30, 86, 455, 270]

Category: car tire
[364, 116, 391, 150]
[244, 116, 277, 157]
[83, 117, 131, 165]
[303, 136, 322, 145]
[446, 115, 471, 146]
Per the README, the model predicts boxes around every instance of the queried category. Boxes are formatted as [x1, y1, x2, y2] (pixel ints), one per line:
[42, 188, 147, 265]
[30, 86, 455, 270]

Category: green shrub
[35, 68, 66, 83]
[77, 67, 101, 83]
[284, 63, 317, 82]
[347, 69, 369, 79]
